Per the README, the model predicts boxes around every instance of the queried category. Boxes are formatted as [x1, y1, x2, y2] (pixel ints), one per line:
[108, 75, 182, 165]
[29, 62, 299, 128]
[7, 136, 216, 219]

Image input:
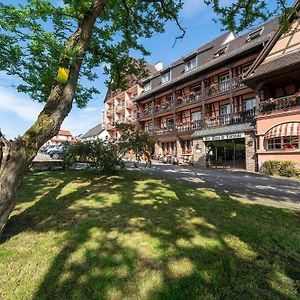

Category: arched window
[264, 122, 300, 150]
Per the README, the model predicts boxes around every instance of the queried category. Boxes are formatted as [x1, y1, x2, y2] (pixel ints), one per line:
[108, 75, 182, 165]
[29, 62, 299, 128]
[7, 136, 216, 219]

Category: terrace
[204, 109, 255, 128]
[259, 94, 300, 114]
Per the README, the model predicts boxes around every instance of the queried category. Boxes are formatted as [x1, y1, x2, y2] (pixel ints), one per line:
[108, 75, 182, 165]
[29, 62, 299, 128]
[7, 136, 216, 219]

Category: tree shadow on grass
[1, 170, 300, 299]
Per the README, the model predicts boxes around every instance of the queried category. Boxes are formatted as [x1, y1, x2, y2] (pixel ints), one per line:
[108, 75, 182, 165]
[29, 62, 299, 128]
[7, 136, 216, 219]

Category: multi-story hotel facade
[104, 64, 159, 140]
[135, 19, 279, 171]
[244, 4, 300, 168]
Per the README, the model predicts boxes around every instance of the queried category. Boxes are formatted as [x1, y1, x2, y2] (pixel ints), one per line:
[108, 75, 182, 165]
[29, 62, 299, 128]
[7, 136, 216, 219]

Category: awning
[266, 122, 300, 138]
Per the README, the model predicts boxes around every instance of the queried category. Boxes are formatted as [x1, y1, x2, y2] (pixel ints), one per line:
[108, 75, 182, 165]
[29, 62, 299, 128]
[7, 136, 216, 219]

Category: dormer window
[185, 57, 197, 72]
[214, 45, 228, 58]
[144, 81, 152, 92]
[246, 28, 263, 42]
[162, 71, 171, 84]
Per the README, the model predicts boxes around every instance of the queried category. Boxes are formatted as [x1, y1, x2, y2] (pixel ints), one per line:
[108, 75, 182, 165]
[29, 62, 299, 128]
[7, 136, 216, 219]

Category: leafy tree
[0, 0, 293, 234]
[64, 124, 154, 174]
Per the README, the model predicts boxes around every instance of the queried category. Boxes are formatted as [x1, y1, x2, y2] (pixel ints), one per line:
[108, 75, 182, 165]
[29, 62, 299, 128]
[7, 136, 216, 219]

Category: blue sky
[0, 0, 292, 139]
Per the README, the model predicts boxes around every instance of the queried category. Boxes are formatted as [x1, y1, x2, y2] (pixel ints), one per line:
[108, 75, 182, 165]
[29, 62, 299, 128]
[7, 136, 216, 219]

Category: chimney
[155, 61, 163, 72]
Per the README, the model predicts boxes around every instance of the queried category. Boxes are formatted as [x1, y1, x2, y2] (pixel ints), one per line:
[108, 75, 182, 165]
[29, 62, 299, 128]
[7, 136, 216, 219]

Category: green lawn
[0, 170, 299, 300]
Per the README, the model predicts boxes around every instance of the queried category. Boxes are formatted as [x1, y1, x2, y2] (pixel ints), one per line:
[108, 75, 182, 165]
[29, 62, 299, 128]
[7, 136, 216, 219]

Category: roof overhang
[192, 123, 254, 139]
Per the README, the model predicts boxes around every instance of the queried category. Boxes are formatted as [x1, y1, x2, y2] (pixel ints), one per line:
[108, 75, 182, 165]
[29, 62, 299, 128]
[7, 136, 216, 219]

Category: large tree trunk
[0, 137, 29, 234]
[0, 0, 108, 236]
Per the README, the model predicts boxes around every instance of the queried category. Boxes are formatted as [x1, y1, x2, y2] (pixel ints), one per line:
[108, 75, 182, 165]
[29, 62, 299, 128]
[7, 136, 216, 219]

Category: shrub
[260, 160, 297, 177]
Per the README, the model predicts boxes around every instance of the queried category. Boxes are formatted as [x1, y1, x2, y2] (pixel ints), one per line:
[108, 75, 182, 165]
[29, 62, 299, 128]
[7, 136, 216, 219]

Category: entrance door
[206, 138, 246, 169]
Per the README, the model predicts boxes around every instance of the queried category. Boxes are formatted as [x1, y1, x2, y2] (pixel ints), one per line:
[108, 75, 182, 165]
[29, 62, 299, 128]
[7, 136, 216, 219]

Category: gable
[264, 18, 300, 63]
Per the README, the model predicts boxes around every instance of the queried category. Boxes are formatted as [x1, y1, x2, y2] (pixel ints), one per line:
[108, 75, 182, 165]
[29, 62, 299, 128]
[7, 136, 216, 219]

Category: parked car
[47, 145, 64, 156]
[50, 148, 65, 160]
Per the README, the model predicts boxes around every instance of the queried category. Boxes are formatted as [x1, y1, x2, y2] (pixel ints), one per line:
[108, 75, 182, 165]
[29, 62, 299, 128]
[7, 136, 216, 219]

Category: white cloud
[0, 87, 43, 121]
[62, 109, 101, 137]
[83, 107, 98, 113]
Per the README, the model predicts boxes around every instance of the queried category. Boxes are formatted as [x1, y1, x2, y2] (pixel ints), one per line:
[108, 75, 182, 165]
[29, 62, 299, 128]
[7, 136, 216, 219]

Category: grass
[0, 170, 300, 300]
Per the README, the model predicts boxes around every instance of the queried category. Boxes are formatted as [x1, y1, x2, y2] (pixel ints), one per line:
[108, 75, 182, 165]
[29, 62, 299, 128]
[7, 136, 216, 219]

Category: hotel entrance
[205, 137, 246, 169]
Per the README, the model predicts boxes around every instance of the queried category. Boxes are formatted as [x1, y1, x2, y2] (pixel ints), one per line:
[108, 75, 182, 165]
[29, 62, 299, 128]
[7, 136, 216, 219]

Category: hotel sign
[203, 133, 245, 141]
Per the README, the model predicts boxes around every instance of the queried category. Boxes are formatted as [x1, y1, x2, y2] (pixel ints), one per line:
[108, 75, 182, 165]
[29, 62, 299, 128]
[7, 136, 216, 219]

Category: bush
[260, 160, 297, 177]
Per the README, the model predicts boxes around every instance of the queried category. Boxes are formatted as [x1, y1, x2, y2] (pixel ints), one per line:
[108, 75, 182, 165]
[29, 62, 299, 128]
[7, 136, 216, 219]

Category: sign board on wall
[203, 133, 245, 141]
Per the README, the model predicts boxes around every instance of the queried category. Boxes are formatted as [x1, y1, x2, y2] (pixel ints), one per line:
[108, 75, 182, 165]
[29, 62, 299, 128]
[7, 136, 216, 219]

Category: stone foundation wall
[245, 132, 256, 172]
[193, 138, 206, 167]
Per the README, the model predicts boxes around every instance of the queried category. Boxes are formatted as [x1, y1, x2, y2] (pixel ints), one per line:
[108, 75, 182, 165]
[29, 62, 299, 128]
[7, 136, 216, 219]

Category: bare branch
[159, 0, 185, 47]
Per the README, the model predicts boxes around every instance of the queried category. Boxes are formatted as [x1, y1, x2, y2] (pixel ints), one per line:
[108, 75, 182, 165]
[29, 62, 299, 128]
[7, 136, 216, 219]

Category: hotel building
[135, 19, 279, 171]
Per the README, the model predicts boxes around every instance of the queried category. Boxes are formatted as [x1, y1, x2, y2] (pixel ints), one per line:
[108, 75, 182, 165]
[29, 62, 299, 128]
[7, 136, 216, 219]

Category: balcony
[126, 116, 137, 124]
[177, 120, 203, 132]
[106, 123, 115, 130]
[259, 94, 300, 114]
[126, 100, 135, 109]
[176, 91, 202, 107]
[206, 80, 230, 97]
[154, 127, 175, 136]
[116, 105, 125, 113]
[204, 109, 255, 128]
[106, 109, 114, 117]
[153, 102, 173, 114]
[137, 108, 153, 119]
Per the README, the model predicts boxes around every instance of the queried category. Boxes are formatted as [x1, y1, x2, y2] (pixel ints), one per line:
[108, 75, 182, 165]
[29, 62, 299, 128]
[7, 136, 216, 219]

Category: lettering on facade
[203, 133, 245, 141]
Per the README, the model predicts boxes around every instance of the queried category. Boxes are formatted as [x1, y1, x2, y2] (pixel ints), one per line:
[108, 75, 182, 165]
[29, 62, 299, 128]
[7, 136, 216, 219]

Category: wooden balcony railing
[154, 127, 175, 135]
[177, 120, 203, 132]
[176, 91, 202, 107]
[259, 95, 300, 114]
[137, 109, 153, 119]
[153, 102, 173, 114]
[204, 109, 255, 128]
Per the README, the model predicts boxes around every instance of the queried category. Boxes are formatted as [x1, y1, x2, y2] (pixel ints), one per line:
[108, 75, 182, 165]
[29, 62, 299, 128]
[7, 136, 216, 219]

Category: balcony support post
[201, 79, 206, 127]
[229, 65, 234, 120]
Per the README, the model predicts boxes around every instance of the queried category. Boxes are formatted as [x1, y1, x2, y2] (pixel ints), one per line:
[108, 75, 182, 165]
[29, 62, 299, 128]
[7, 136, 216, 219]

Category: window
[191, 111, 202, 121]
[220, 104, 231, 115]
[244, 99, 256, 111]
[219, 73, 230, 92]
[185, 57, 197, 72]
[145, 121, 153, 132]
[246, 28, 263, 42]
[162, 71, 171, 84]
[144, 81, 151, 92]
[266, 136, 299, 150]
[167, 118, 174, 128]
[214, 45, 228, 58]
[168, 95, 174, 102]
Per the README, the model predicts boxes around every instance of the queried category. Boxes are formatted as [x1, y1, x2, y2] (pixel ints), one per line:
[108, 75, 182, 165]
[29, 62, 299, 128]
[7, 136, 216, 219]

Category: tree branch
[159, 0, 185, 47]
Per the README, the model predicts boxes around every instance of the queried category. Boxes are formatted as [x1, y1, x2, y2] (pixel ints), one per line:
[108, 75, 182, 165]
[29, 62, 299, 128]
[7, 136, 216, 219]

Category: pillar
[245, 132, 256, 172]
[193, 138, 206, 167]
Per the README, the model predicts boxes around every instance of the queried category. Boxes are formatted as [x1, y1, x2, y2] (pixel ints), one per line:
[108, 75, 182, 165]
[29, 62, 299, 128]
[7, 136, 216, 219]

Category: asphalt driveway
[132, 162, 300, 210]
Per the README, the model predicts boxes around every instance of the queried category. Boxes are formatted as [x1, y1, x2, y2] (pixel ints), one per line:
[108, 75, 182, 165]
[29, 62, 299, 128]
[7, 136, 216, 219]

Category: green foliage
[260, 160, 298, 177]
[0, 0, 183, 107]
[64, 140, 123, 175]
[204, 0, 295, 32]
[64, 124, 154, 174]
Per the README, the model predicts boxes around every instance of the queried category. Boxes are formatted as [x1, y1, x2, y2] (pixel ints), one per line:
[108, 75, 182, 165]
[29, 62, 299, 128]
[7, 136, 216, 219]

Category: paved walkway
[131, 162, 300, 211]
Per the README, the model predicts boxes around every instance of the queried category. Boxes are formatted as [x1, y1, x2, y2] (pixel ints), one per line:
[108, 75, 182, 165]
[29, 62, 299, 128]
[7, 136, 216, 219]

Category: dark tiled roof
[135, 18, 279, 102]
[81, 124, 104, 139]
[244, 50, 300, 81]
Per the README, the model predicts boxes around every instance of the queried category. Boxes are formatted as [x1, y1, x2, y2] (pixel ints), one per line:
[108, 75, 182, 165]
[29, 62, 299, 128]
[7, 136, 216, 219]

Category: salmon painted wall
[256, 109, 300, 135]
